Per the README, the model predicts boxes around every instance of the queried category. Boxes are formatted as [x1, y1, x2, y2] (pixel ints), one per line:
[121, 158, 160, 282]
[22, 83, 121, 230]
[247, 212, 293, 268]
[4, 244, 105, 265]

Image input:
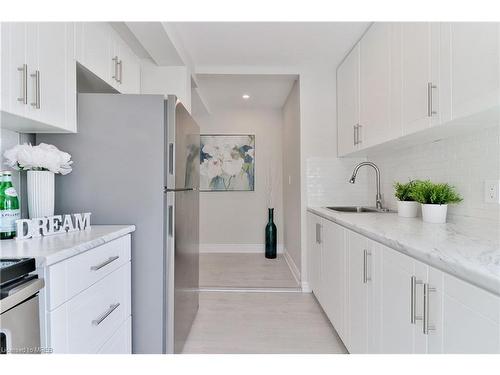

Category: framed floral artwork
[200, 134, 255, 191]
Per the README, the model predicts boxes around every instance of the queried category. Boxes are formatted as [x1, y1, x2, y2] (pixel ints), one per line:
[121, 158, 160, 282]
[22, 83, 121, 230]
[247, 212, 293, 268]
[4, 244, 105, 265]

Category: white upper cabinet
[360, 23, 393, 146]
[1, 22, 77, 133]
[448, 22, 500, 120]
[110, 35, 141, 94]
[400, 22, 439, 135]
[78, 22, 112, 85]
[36, 23, 75, 131]
[77, 22, 141, 94]
[337, 44, 360, 156]
[337, 22, 499, 156]
[1, 22, 141, 133]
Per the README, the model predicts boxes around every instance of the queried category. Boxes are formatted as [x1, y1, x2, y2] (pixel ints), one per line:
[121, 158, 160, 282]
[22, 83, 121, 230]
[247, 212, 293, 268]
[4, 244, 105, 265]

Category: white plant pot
[397, 201, 419, 218]
[27, 170, 55, 219]
[421, 204, 448, 224]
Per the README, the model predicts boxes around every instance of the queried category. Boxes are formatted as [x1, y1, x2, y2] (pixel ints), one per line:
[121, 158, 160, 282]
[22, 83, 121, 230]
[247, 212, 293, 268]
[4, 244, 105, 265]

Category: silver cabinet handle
[423, 283, 436, 334]
[410, 276, 423, 324]
[363, 249, 371, 283]
[117, 59, 123, 84]
[315, 223, 322, 244]
[427, 82, 437, 117]
[112, 56, 119, 82]
[30, 70, 40, 109]
[353, 125, 357, 145]
[90, 255, 119, 271]
[92, 303, 120, 326]
[17, 64, 27, 104]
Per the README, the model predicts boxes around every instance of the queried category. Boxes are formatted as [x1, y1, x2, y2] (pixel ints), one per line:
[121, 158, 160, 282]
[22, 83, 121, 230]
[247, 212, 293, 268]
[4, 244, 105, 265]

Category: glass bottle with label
[0, 171, 20, 239]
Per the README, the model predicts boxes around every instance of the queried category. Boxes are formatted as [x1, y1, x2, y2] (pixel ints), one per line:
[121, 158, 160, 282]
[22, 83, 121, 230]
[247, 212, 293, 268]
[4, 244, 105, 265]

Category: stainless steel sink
[326, 206, 393, 213]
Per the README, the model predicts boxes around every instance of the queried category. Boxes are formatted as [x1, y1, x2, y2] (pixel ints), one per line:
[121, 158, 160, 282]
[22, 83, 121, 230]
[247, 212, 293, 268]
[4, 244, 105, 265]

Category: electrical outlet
[484, 180, 500, 203]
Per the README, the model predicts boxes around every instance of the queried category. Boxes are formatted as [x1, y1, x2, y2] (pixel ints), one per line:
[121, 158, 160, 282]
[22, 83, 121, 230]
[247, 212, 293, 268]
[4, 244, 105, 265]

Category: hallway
[182, 291, 348, 354]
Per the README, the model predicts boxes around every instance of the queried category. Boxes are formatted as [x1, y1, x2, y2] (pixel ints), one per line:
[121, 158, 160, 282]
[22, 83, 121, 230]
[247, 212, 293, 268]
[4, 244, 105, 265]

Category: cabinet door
[118, 40, 141, 94]
[337, 44, 360, 156]
[347, 231, 368, 353]
[306, 212, 322, 299]
[1, 23, 27, 116]
[36, 23, 71, 130]
[441, 274, 500, 353]
[360, 23, 392, 146]
[401, 23, 433, 135]
[449, 22, 500, 120]
[321, 220, 346, 340]
[81, 22, 112, 84]
[381, 245, 415, 353]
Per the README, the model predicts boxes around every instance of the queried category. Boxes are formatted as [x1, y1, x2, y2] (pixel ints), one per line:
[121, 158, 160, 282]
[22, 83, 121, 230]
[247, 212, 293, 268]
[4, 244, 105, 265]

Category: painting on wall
[200, 134, 255, 191]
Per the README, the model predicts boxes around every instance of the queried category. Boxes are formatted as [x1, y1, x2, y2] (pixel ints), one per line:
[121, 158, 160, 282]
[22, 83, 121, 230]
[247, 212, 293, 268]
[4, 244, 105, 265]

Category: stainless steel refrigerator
[38, 94, 200, 354]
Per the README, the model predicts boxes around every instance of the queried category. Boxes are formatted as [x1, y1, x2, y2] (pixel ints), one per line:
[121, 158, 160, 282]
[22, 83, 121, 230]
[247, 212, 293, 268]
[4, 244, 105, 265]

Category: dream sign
[15, 213, 91, 240]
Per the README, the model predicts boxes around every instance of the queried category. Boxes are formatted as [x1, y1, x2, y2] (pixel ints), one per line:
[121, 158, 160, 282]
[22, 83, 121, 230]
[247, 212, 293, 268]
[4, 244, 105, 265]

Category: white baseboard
[282, 248, 301, 285]
[301, 281, 312, 293]
[200, 243, 284, 254]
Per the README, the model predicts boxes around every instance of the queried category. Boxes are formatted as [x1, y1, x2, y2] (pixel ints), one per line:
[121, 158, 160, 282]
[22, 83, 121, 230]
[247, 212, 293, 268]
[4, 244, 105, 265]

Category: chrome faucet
[349, 161, 383, 210]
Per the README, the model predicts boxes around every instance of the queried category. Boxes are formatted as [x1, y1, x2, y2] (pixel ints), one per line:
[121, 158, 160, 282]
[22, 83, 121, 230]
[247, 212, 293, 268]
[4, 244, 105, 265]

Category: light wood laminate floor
[199, 253, 299, 288]
[182, 291, 348, 354]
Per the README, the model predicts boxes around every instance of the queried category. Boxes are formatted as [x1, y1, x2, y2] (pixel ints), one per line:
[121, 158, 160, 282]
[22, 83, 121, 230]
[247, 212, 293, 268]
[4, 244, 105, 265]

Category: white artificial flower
[2, 143, 73, 175]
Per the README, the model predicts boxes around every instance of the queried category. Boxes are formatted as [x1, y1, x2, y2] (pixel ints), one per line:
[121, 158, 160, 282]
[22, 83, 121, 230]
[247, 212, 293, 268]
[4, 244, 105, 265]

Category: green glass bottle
[265, 208, 277, 259]
[0, 171, 20, 240]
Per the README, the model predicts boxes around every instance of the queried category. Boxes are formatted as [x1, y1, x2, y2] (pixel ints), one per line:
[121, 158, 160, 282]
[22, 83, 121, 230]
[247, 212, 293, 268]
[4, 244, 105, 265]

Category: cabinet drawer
[97, 316, 132, 354]
[48, 234, 131, 310]
[49, 262, 131, 353]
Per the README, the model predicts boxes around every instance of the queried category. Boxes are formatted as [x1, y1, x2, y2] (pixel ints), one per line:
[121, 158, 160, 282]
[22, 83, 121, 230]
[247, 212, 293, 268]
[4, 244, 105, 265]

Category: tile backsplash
[307, 156, 371, 207]
[367, 126, 499, 226]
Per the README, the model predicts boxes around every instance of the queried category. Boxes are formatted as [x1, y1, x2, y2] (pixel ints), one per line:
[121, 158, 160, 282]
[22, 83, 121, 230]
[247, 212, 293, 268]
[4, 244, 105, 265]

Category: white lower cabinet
[307, 211, 500, 353]
[42, 235, 132, 354]
[307, 212, 322, 301]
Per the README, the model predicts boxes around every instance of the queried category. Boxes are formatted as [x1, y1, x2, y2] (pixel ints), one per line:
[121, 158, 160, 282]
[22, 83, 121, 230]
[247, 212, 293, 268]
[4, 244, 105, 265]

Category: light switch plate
[484, 180, 500, 203]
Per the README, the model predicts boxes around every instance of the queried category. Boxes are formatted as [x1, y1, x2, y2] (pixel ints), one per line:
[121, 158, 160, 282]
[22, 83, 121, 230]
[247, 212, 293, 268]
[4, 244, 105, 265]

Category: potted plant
[393, 180, 419, 218]
[3, 143, 73, 218]
[411, 180, 462, 224]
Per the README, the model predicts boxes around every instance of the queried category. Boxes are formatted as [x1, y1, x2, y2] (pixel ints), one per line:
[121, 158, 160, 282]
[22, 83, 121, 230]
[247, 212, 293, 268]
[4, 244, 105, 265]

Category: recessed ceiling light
[242, 94, 250, 100]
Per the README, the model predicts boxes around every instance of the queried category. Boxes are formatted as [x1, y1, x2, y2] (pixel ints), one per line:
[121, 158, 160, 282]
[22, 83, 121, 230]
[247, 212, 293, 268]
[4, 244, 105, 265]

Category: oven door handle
[0, 278, 44, 314]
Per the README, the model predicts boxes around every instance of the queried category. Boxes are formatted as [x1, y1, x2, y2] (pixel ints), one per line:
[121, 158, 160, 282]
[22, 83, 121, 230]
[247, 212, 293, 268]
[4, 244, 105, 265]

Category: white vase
[421, 204, 448, 224]
[397, 201, 419, 218]
[27, 170, 55, 219]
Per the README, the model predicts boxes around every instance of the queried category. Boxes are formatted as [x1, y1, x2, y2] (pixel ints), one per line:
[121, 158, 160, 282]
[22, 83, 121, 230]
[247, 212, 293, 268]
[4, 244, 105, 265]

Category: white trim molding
[282, 247, 301, 286]
[199, 243, 284, 254]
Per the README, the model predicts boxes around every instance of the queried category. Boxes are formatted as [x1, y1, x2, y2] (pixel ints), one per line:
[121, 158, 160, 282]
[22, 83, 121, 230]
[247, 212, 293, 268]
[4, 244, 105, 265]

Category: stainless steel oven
[0, 258, 44, 354]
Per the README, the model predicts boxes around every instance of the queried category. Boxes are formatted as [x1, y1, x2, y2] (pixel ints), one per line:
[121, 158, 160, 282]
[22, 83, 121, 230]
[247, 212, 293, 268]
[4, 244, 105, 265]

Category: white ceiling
[195, 74, 297, 112]
[168, 22, 370, 67]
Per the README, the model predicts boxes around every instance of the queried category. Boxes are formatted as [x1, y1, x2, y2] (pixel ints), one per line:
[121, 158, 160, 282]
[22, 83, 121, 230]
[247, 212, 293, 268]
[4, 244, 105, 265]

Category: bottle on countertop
[0, 171, 20, 240]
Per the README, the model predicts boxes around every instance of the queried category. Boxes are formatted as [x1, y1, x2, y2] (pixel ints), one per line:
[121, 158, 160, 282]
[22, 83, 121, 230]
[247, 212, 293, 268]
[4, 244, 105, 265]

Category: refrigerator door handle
[168, 143, 174, 175]
[165, 187, 196, 192]
[168, 205, 173, 237]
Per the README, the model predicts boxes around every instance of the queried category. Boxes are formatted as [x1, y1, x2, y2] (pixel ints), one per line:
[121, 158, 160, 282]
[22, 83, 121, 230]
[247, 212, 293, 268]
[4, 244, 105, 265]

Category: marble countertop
[308, 207, 500, 296]
[0, 225, 136, 267]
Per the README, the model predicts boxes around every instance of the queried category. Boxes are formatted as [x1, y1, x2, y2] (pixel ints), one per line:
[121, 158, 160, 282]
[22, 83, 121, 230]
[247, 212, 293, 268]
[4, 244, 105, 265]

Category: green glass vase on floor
[265, 208, 277, 259]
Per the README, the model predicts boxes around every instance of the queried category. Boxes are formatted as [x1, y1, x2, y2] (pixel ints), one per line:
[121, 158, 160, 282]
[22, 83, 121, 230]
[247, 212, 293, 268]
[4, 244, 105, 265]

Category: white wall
[367, 125, 500, 227]
[194, 109, 284, 252]
[282, 80, 302, 273]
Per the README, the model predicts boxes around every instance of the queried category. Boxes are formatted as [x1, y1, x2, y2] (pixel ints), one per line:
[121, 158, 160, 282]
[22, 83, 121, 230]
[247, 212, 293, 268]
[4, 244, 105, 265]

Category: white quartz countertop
[0, 225, 136, 267]
[308, 207, 500, 296]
